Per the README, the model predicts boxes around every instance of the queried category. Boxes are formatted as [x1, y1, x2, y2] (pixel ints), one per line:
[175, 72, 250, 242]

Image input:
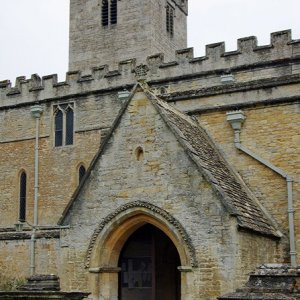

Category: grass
[0, 275, 26, 291]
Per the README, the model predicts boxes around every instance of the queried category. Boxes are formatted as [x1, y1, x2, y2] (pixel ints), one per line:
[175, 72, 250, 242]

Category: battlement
[1, 30, 300, 108]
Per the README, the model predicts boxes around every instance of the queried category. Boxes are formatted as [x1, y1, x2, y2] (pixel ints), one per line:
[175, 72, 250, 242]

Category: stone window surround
[102, 0, 118, 27]
[53, 102, 74, 148]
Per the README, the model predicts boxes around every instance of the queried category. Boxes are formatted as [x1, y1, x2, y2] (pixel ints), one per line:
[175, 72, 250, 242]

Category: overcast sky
[0, 0, 300, 83]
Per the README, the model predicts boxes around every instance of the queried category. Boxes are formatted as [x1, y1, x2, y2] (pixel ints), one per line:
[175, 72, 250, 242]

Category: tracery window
[102, 0, 117, 26]
[19, 171, 27, 222]
[166, 3, 174, 37]
[54, 103, 74, 147]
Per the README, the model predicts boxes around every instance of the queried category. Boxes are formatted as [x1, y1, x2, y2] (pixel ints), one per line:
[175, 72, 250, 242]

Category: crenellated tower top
[69, 0, 188, 72]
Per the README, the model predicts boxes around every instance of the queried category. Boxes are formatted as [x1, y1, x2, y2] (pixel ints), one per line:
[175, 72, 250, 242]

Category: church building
[0, 0, 300, 299]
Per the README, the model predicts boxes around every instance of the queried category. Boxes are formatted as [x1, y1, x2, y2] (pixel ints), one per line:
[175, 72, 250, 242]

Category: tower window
[102, 0, 117, 27]
[19, 171, 27, 222]
[54, 103, 74, 147]
[79, 165, 86, 183]
[102, 0, 109, 26]
[166, 4, 174, 37]
[110, 0, 117, 25]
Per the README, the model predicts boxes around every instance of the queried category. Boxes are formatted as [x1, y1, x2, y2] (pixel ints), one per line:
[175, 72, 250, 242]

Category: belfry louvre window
[102, 0, 117, 26]
[19, 171, 27, 222]
[54, 103, 74, 147]
[102, 0, 109, 26]
[110, 0, 117, 24]
[166, 3, 174, 37]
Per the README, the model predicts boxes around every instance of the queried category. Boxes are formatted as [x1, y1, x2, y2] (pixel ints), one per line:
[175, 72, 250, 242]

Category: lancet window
[79, 165, 86, 183]
[19, 171, 27, 222]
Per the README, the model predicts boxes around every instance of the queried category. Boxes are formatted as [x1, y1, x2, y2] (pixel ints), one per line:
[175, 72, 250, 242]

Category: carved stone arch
[85, 201, 198, 269]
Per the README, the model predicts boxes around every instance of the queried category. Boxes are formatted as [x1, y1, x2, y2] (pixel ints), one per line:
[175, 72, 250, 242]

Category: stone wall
[58, 90, 280, 299]
[0, 93, 121, 227]
[196, 102, 300, 262]
[0, 233, 60, 290]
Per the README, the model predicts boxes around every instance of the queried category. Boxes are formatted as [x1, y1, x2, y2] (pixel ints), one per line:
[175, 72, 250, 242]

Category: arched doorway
[86, 203, 196, 300]
[118, 224, 181, 300]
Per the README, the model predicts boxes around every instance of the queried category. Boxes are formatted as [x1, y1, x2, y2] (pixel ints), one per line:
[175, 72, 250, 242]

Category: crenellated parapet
[1, 30, 299, 108]
[150, 30, 300, 76]
[0, 59, 137, 108]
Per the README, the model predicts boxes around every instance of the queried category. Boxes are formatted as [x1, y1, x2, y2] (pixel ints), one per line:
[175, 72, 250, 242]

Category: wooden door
[119, 224, 180, 300]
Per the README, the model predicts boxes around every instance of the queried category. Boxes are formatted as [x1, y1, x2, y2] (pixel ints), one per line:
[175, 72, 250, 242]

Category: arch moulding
[85, 201, 198, 269]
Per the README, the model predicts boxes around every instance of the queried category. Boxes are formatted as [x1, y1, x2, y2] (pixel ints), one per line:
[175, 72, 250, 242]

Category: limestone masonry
[0, 0, 299, 299]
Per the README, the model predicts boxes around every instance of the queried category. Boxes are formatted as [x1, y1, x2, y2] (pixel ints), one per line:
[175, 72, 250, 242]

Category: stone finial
[31, 74, 42, 87]
[134, 64, 149, 80]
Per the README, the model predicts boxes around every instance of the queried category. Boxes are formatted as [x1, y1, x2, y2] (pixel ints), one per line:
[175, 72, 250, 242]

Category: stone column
[178, 266, 194, 300]
[90, 267, 121, 300]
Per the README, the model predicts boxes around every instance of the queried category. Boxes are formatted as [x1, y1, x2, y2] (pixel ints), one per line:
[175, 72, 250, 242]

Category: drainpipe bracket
[30, 105, 44, 119]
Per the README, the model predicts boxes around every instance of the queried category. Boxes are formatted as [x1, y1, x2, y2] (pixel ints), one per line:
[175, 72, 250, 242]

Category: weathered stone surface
[218, 265, 300, 299]
[18, 275, 60, 291]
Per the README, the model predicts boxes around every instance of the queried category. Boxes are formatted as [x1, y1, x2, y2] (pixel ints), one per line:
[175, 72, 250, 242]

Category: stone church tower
[69, 0, 188, 71]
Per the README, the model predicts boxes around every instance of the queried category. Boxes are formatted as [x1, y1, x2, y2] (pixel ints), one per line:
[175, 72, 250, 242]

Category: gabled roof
[146, 89, 280, 237]
[58, 82, 280, 238]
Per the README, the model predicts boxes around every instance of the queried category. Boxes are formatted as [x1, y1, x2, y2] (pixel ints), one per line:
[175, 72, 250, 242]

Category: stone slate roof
[144, 87, 279, 238]
[59, 83, 279, 238]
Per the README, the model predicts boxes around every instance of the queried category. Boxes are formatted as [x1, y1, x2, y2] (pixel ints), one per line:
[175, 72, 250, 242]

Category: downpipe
[30, 229, 36, 276]
[30, 105, 43, 275]
[227, 111, 297, 267]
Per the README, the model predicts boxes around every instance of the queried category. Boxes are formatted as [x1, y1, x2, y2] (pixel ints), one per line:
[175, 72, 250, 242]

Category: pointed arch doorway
[118, 224, 181, 300]
[86, 203, 196, 300]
